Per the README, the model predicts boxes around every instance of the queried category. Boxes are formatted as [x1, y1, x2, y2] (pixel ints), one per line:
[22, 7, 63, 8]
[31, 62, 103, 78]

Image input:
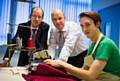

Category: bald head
[51, 9, 64, 17]
[51, 9, 66, 30]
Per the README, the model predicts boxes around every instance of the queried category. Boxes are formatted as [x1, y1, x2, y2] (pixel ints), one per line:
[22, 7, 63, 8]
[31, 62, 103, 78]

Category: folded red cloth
[31, 63, 67, 76]
[22, 64, 77, 81]
[22, 74, 76, 81]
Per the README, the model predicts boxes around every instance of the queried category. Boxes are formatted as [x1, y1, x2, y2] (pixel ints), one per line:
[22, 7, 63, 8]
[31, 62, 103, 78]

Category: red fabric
[31, 63, 67, 76]
[22, 64, 77, 81]
[22, 74, 76, 81]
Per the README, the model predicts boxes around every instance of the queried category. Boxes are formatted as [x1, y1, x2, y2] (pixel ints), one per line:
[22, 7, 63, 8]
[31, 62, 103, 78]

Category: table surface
[0, 67, 28, 81]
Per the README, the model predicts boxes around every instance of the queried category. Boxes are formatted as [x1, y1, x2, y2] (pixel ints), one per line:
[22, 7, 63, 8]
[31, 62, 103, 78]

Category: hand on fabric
[44, 59, 66, 68]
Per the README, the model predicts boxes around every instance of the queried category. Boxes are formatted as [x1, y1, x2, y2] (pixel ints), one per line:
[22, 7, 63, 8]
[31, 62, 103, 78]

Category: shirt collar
[31, 25, 39, 30]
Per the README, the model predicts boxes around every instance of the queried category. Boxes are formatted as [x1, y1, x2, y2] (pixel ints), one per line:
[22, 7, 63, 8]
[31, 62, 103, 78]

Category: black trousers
[67, 50, 87, 81]
[17, 51, 29, 66]
[67, 50, 87, 68]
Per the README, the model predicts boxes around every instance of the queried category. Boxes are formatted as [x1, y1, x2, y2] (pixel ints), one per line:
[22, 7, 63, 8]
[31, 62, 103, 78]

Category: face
[80, 16, 98, 39]
[51, 10, 65, 30]
[30, 8, 43, 28]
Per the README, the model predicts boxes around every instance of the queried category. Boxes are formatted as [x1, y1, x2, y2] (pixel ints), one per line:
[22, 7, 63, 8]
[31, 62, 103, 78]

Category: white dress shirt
[48, 21, 88, 61]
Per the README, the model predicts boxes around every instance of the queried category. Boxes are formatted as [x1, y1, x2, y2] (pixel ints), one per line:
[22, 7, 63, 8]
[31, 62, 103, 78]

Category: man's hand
[0, 58, 9, 67]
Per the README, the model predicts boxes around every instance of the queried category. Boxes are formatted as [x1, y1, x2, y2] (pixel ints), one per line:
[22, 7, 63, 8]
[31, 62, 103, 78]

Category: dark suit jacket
[4, 21, 49, 66]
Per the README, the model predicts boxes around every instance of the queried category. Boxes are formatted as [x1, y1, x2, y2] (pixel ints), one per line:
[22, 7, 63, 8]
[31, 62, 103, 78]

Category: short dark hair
[79, 12, 101, 25]
[30, 7, 44, 19]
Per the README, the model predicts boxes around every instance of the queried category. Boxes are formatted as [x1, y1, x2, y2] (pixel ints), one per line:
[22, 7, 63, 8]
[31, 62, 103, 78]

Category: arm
[59, 22, 81, 61]
[66, 59, 107, 81]
[2, 25, 22, 66]
[44, 59, 107, 81]
[3, 25, 22, 60]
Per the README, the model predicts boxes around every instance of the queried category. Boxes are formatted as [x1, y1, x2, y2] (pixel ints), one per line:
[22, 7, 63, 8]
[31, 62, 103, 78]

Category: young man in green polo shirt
[44, 12, 120, 81]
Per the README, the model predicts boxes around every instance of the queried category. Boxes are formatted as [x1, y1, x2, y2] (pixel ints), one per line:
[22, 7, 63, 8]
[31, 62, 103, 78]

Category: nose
[56, 19, 60, 23]
[35, 17, 40, 20]
[82, 27, 86, 31]
[81, 26, 87, 33]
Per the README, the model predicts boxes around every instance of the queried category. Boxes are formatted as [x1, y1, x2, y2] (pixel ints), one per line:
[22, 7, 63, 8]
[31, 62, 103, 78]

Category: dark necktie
[55, 31, 65, 59]
[32, 29, 37, 42]
[58, 31, 64, 51]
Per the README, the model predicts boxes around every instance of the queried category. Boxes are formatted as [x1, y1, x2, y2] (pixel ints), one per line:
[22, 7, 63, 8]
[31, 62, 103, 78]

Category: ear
[96, 22, 100, 28]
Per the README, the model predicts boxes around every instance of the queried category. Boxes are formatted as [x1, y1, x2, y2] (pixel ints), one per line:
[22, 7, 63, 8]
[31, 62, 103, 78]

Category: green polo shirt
[88, 35, 120, 77]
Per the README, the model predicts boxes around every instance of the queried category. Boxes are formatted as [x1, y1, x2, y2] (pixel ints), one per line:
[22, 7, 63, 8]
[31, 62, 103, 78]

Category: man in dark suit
[2, 7, 49, 66]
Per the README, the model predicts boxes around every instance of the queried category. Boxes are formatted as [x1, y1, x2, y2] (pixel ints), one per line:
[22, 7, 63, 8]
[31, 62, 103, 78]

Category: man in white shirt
[48, 9, 88, 67]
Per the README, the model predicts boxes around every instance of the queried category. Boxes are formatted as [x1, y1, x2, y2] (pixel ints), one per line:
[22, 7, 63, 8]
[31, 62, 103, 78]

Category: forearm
[60, 60, 107, 81]
[44, 59, 106, 81]
[59, 62, 94, 81]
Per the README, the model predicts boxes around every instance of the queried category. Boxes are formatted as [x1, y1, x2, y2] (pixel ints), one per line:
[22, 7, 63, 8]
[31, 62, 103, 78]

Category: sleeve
[3, 24, 22, 60]
[59, 22, 80, 61]
[12, 25, 22, 44]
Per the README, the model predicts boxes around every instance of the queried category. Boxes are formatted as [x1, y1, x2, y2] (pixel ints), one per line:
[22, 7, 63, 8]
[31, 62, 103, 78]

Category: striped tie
[55, 31, 65, 59]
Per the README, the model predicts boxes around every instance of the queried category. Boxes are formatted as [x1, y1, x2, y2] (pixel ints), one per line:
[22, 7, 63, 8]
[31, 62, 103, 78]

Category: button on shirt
[48, 21, 88, 61]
